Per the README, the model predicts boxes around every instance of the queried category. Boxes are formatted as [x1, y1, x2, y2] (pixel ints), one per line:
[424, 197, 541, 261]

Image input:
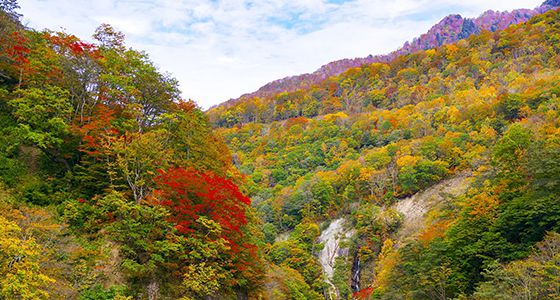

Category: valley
[0, 1, 559, 299]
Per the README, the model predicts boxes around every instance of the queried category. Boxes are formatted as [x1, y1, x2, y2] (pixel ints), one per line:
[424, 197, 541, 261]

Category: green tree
[9, 86, 74, 169]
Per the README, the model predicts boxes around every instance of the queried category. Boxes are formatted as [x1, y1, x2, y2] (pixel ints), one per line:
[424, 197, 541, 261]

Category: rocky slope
[394, 174, 471, 242]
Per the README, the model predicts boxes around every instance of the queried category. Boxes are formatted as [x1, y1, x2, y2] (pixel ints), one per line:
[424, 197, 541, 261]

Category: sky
[19, 0, 544, 109]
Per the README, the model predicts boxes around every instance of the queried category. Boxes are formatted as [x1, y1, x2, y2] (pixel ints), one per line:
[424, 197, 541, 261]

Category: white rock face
[395, 174, 471, 241]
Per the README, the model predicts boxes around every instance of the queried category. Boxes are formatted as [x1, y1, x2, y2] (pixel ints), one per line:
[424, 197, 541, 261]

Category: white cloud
[18, 0, 544, 109]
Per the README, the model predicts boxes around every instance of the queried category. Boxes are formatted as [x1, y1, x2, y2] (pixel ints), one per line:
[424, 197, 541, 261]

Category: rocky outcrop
[394, 174, 471, 242]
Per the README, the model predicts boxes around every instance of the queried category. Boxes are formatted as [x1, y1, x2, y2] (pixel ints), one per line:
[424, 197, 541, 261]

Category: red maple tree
[155, 167, 251, 251]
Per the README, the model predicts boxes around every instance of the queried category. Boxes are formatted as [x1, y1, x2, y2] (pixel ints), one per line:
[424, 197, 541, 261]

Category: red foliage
[74, 104, 117, 155]
[155, 167, 251, 250]
[7, 31, 30, 65]
[3, 31, 34, 85]
[353, 287, 374, 300]
[45, 32, 103, 60]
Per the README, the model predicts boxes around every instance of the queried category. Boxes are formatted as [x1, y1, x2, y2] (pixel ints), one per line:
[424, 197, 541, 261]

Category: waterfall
[351, 255, 361, 292]
[317, 218, 355, 299]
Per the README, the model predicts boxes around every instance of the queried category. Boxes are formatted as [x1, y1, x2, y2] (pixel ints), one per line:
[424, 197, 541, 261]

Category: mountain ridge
[213, 1, 559, 110]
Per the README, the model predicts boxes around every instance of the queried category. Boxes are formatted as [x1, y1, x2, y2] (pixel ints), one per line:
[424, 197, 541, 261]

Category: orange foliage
[174, 99, 197, 113]
[419, 219, 452, 244]
[284, 116, 308, 128]
[466, 192, 500, 218]
[73, 104, 118, 156]
[353, 287, 374, 300]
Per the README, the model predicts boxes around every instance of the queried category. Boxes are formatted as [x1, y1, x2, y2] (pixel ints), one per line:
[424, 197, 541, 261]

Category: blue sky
[19, 0, 543, 109]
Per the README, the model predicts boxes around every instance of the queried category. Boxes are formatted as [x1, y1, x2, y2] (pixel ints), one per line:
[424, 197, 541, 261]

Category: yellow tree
[0, 215, 55, 299]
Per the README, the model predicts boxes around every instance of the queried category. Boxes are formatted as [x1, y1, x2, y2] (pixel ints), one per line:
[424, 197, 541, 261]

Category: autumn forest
[0, 0, 559, 299]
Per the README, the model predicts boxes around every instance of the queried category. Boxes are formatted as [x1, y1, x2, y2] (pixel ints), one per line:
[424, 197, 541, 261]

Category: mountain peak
[439, 14, 463, 23]
[216, 3, 560, 109]
[543, 0, 560, 7]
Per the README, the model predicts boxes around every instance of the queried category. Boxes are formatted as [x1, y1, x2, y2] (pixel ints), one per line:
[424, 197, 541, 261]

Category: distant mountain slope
[216, 1, 559, 108]
[214, 8, 560, 297]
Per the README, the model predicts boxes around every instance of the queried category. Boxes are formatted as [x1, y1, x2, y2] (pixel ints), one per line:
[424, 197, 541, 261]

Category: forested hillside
[210, 8, 560, 299]
[213, 0, 560, 106]
[0, 4, 264, 299]
[1, 1, 560, 299]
